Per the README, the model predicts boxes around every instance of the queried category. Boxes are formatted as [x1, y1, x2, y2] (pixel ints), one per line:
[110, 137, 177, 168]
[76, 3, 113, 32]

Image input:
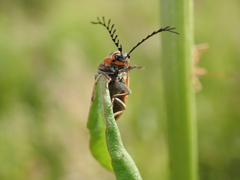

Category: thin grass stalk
[160, 0, 198, 180]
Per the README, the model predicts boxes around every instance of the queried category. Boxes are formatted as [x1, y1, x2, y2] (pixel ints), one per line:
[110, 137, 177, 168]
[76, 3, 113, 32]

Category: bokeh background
[0, 0, 240, 180]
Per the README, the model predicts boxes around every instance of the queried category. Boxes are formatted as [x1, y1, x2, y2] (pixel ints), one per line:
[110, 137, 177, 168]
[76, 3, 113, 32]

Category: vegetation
[0, 0, 239, 179]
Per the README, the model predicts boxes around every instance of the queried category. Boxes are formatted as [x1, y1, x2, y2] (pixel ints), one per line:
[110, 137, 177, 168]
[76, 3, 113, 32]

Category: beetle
[91, 17, 179, 119]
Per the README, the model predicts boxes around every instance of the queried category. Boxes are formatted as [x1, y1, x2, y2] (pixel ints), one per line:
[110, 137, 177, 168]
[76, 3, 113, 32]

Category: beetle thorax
[103, 51, 130, 69]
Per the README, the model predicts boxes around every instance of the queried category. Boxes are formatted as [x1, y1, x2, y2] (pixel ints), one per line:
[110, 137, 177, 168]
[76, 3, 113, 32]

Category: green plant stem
[160, 0, 198, 180]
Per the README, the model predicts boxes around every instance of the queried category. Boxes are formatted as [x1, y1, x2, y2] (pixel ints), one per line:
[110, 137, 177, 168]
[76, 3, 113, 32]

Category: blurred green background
[0, 0, 240, 180]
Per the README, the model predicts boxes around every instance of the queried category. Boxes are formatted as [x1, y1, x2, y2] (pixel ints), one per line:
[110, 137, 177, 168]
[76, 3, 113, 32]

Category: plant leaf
[87, 74, 142, 179]
[87, 74, 113, 171]
[105, 105, 143, 180]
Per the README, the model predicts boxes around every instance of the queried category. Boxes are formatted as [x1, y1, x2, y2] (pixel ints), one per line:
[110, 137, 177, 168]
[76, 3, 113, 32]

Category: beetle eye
[114, 54, 122, 61]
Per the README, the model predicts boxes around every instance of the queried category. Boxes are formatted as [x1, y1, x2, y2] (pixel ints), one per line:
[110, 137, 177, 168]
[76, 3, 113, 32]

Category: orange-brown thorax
[100, 51, 130, 68]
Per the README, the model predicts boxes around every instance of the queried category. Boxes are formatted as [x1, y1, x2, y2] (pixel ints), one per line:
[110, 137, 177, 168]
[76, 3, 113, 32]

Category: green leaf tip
[87, 74, 142, 179]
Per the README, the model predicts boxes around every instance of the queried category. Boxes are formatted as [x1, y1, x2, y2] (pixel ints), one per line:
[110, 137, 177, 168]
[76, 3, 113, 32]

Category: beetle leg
[113, 81, 131, 98]
[118, 65, 144, 73]
[112, 97, 127, 118]
[111, 82, 131, 118]
[113, 97, 126, 117]
[118, 65, 137, 73]
[95, 72, 112, 80]
[111, 82, 130, 113]
[94, 74, 99, 79]
[114, 110, 124, 117]
[98, 67, 115, 75]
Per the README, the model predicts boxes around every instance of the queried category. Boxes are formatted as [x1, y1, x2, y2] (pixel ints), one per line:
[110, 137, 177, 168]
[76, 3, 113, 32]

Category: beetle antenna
[127, 26, 180, 55]
[92, 17, 122, 52]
